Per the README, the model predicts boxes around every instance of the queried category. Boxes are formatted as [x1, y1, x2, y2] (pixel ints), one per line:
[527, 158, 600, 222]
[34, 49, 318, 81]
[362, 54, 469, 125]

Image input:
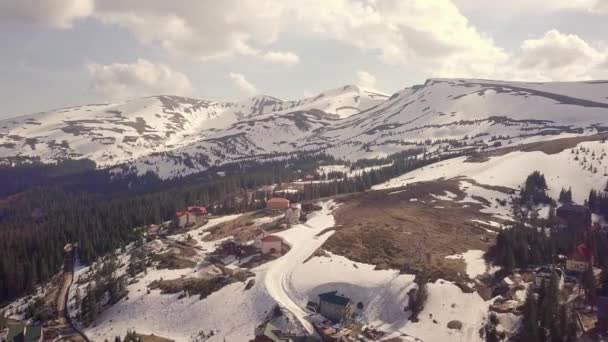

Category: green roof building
[6, 323, 43, 342]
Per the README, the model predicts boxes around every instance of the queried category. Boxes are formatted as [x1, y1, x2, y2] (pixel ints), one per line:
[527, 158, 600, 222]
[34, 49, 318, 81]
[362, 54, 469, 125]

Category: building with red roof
[260, 235, 284, 256]
[266, 197, 290, 210]
[175, 206, 208, 228]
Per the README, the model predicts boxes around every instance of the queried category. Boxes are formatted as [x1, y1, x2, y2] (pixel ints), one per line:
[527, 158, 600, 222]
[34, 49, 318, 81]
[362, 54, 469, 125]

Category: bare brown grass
[323, 179, 502, 281]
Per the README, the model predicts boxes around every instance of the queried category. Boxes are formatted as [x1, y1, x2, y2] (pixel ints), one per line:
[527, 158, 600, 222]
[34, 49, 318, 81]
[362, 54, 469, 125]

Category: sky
[0, 0, 607, 119]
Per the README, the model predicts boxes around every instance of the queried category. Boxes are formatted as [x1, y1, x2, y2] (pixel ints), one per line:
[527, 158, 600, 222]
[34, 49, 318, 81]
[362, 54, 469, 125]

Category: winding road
[54, 246, 90, 342]
[260, 204, 337, 335]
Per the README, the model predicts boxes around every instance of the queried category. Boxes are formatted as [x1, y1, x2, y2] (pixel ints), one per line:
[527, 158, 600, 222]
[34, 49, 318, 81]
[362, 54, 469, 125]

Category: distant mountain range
[2, 79, 608, 179]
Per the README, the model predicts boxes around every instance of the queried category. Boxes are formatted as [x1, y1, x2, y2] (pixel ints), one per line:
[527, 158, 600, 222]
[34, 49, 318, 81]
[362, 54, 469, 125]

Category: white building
[285, 205, 301, 225]
[260, 235, 284, 256]
[254, 230, 271, 249]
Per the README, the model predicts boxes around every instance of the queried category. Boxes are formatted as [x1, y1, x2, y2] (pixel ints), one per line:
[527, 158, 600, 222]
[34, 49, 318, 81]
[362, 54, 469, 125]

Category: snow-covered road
[257, 201, 337, 334]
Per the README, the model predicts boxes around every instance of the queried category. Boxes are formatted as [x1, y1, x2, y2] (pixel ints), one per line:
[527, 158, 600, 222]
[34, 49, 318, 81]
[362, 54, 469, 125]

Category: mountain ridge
[2, 78, 608, 179]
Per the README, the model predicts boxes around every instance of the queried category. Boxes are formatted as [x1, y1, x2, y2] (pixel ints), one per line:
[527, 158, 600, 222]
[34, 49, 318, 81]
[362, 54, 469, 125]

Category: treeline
[0, 153, 339, 198]
[588, 188, 608, 217]
[488, 171, 608, 271]
[0, 154, 335, 303]
[0, 150, 460, 304]
[294, 152, 465, 201]
[348, 148, 423, 170]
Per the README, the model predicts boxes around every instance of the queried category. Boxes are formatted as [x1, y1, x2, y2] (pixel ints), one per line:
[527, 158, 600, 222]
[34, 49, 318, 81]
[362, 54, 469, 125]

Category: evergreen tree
[522, 288, 540, 342]
[0, 314, 7, 330]
[539, 273, 560, 329]
[589, 189, 599, 213]
[559, 187, 573, 204]
[582, 266, 597, 305]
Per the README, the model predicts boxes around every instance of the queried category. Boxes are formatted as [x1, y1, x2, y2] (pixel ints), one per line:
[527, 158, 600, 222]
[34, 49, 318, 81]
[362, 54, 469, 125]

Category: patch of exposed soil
[323, 179, 500, 281]
[202, 211, 284, 242]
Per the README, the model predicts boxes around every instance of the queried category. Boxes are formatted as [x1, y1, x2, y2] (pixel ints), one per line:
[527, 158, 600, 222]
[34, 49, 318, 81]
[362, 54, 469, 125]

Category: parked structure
[267, 198, 290, 211]
[317, 291, 354, 323]
[175, 206, 208, 228]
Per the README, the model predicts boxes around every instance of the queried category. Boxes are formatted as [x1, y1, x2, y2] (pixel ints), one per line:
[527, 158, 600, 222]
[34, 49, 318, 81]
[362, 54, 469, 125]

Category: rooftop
[318, 291, 350, 306]
[261, 235, 283, 242]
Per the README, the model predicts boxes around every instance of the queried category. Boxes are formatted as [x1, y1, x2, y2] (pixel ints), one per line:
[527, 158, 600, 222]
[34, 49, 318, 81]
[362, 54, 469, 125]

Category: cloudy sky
[1, 0, 607, 119]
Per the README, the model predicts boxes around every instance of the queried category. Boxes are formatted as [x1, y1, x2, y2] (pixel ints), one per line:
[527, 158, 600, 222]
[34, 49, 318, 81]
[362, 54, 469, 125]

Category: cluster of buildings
[266, 197, 302, 226]
[175, 206, 208, 228]
[173, 197, 302, 229]
[254, 291, 367, 342]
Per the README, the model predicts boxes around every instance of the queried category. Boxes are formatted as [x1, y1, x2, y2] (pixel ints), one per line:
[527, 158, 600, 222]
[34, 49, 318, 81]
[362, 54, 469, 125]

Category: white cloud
[454, 0, 608, 14]
[355, 71, 377, 89]
[92, 1, 285, 61]
[507, 30, 608, 81]
[228, 72, 257, 96]
[0, 0, 94, 28]
[260, 51, 300, 66]
[86, 58, 192, 100]
[590, 0, 608, 14]
[3, 0, 608, 84]
[291, 0, 508, 78]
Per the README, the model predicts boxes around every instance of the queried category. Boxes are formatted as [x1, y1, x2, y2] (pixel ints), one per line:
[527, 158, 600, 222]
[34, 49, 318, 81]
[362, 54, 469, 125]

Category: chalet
[5, 323, 43, 342]
[317, 291, 354, 323]
[175, 206, 208, 228]
[260, 235, 284, 256]
[566, 243, 592, 272]
[556, 203, 591, 230]
[534, 266, 564, 289]
[267, 198, 290, 211]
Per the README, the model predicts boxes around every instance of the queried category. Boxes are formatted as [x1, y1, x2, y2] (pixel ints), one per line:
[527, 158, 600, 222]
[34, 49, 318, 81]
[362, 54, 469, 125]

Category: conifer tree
[522, 288, 540, 342]
[540, 273, 560, 329]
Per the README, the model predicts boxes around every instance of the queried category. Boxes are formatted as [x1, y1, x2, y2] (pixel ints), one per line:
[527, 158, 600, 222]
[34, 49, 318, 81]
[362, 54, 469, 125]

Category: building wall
[261, 240, 282, 255]
[177, 215, 188, 227]
[285, 208, 300, 225]
[267, 200, 290, 210]
[193, 215, 206, 226]
[254, 232, 270, 249]
[319, 301, 347, 323]
[566, 259, 589, 272]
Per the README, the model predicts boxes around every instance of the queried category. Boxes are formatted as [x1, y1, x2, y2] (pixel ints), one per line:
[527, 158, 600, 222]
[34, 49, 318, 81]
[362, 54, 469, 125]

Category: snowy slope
[66, 200, 492, 342]
[3, 78, 608, 179]
[374, 140, 608, 204]
[0, 86, 384, 168]
[124, 78, 608, 178]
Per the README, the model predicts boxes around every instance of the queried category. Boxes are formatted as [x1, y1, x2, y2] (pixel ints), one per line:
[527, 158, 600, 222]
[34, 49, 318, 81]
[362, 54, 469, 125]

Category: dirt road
[49, 247, 90, 342]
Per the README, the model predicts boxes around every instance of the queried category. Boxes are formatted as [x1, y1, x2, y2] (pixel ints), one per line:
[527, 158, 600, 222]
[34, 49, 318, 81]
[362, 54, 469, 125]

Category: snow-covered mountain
[2, 79, 608, 179]
[0, 85, 386, 169]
